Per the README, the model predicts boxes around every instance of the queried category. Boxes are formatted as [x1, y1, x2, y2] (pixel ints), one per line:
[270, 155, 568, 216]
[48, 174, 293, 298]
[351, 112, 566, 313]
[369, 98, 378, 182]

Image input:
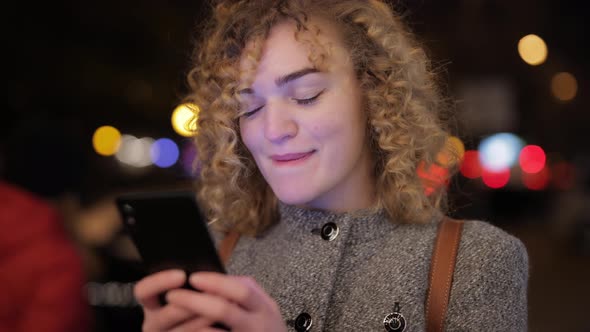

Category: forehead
[239, 19, 351, 83]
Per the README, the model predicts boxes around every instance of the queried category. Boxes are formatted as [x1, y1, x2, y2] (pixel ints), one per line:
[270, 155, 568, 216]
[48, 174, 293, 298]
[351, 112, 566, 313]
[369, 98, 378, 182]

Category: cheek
[307, 118, 333, 141]
[311, 112, 366, 164]
[308, 119, 346, 152]
[239, 121, 257, 153]
[309, 102, 363, 141]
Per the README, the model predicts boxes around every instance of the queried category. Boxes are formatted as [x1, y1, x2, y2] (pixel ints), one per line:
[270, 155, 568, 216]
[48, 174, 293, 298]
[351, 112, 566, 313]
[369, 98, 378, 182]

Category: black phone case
[115, 190, 226, 276]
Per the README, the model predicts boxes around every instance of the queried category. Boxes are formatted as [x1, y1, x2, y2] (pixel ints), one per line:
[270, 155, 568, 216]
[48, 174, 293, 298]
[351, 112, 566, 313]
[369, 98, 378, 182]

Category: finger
[234, 275, 278, 310]
[167, 316, 216, 332]
[189, 272, 269, 311]
[143, 304, 195, 331]
[188, 328, 228, 332]
[166, 288, 248, 328]
[185, 328, 227, 332]
[134, 269, 186, 310]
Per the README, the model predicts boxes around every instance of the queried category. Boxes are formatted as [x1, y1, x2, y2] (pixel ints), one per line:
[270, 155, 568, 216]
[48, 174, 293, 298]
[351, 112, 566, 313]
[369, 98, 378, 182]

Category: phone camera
[121, 204, 136, 226]
[122, 203, 134, 215]
[126, 216, 136, 226]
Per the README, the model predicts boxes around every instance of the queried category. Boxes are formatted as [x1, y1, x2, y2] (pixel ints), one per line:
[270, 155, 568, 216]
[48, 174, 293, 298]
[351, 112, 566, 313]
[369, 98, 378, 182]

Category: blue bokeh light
[151, 138, 179, 168]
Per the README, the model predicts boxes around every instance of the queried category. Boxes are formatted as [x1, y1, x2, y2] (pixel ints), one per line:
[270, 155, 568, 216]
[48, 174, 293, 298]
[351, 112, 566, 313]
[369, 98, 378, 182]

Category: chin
[272, 186, 317, 206]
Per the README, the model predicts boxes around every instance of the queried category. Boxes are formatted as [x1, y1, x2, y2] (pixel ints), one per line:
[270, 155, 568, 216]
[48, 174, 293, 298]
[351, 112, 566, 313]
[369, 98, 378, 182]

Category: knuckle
[228, 312, 248, 328]
[142, 320, 155, 332]
[214, 301, 233, 320]
[150, 311, 173, 332]
[133, 282, 147, 301]
[244, 276, 259, 293]
[235, 279, 255, 303]
[242, 276, 257, 285]
[142, 313, 162, 331]
[244, 283, 256, 300]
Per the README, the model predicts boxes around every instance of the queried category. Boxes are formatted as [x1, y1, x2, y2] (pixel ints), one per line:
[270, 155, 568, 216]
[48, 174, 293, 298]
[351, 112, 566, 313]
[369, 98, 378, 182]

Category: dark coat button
[294, 312, 313, 331]
[383, 312, 406, 331]
[383, 303, 407, 332]
[320, 222, 339, 241]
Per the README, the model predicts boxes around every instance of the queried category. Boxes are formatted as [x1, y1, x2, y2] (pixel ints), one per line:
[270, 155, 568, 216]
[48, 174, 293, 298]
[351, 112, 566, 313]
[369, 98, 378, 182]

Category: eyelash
[242, 90, 325, 118]
[295, 90, 325, 105]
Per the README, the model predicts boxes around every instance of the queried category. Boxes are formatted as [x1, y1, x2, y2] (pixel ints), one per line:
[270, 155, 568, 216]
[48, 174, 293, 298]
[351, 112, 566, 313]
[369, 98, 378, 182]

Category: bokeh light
[478, 133, 525, 172]
[482, 168, 511, 189]
[519, 145, 546, 174]
[460, 150, 482, 179]
[522, 166, 550, 190]
[115, 135, 154, 167]
[437, 136, 465, 167]
[518, 34, 548, 66]
[172, 103, 199, 137]
[150, 138, 180, 168]
[417, 161, 450, 196]
[551, 72, 578, 102]
[92, 125, 121, 156]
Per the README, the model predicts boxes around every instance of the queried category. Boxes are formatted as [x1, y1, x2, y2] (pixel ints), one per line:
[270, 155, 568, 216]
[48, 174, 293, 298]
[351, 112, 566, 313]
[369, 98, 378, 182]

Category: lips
[271, 150, 315, 162]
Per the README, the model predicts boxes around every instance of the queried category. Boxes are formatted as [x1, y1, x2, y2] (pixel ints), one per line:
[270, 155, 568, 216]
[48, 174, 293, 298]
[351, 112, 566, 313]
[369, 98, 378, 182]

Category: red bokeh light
[460, 150, 482, 179]
[482, 168, 511, 189]
[519, 145, 546, 174]
[418, 161, 450, 196]
[522, 166, 550, 190]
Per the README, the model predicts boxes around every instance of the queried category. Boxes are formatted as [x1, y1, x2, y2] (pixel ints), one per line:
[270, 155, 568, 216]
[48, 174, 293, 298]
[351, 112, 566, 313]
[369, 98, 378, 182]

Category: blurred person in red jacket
[0, 181, 90, 332]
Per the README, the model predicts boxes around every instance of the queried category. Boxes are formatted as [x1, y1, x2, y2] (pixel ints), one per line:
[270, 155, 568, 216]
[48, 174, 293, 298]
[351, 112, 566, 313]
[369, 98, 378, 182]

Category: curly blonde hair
[185, 0, 457, 236]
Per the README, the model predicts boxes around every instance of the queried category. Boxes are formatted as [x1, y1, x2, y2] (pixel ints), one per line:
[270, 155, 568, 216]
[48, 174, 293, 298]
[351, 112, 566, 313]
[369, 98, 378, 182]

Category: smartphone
[116, 190, 230, 330]
[115, 190, 225, 276]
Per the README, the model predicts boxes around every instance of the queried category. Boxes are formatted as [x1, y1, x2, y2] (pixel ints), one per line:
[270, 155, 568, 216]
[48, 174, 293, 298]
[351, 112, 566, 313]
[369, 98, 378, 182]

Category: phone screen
[115, 190, 225, 275]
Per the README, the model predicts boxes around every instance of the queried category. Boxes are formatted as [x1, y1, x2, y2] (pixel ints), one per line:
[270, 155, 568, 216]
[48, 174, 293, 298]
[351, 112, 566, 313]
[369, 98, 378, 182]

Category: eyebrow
[238, 67, 320, 95]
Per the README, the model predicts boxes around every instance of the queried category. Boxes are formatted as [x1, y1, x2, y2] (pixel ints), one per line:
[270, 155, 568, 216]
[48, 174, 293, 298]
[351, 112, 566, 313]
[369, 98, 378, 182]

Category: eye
[242, 105, 264, 118]
[294, 89, 325, 105]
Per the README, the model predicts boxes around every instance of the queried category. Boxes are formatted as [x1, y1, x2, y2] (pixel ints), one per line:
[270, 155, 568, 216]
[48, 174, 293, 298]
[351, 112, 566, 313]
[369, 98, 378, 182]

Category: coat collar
[276, 201, 400, 244]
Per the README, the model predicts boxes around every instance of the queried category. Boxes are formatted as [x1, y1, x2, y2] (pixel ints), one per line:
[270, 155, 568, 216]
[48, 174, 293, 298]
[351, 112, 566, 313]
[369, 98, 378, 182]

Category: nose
[263, 101, 298, 143]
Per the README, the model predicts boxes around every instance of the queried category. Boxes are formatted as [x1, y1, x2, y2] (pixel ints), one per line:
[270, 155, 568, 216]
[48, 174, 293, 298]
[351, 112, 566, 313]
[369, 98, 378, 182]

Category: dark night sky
[4, 0, 589, 208]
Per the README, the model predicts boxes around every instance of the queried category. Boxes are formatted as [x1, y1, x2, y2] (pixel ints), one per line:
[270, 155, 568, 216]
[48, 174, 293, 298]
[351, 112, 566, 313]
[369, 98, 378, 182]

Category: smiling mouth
[271, 150, 316, 164]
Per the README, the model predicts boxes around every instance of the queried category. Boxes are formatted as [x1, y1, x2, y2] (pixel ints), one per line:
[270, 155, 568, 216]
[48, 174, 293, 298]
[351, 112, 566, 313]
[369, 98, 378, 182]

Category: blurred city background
[2, 0, 589, 331]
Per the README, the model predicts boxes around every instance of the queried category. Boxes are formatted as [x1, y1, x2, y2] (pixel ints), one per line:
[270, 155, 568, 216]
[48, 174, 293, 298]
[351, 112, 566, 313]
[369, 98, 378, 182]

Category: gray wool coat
[217, 203, 529, 331]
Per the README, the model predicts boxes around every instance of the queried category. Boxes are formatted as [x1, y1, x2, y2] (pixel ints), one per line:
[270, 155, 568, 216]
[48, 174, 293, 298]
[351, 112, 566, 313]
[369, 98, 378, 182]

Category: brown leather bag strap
[218, 231, 240, 265]
[425, 217, 464, 332]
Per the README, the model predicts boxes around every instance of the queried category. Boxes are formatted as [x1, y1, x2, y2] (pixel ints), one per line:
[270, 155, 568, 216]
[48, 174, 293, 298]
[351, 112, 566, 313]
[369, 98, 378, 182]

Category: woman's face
[238, 20, 375, 212]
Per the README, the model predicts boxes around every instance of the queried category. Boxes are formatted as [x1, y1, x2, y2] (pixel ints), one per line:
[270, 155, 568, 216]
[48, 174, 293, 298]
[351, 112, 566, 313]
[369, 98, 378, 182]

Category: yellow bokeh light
[551, 72, 577, 102]
[436, 136, 465, 167]
[172, 103, 199, 137]
[518, 34, 547, 66]
[93, 125, 122, 156]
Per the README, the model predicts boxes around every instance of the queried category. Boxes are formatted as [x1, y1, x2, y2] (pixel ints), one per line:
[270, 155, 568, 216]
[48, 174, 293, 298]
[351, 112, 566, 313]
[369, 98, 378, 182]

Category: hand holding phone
[117, 190, 230, 330]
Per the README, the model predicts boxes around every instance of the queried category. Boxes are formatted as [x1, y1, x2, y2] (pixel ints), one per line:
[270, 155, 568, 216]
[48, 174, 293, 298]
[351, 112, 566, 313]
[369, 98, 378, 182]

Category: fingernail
[189, 273, 200, 284]
[169, 269, 186, 280]
[165, 290, 174, 303]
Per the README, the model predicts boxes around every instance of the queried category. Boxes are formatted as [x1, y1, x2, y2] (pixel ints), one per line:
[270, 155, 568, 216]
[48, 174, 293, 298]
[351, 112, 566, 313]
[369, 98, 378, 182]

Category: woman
[134, 1, 529, 331]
